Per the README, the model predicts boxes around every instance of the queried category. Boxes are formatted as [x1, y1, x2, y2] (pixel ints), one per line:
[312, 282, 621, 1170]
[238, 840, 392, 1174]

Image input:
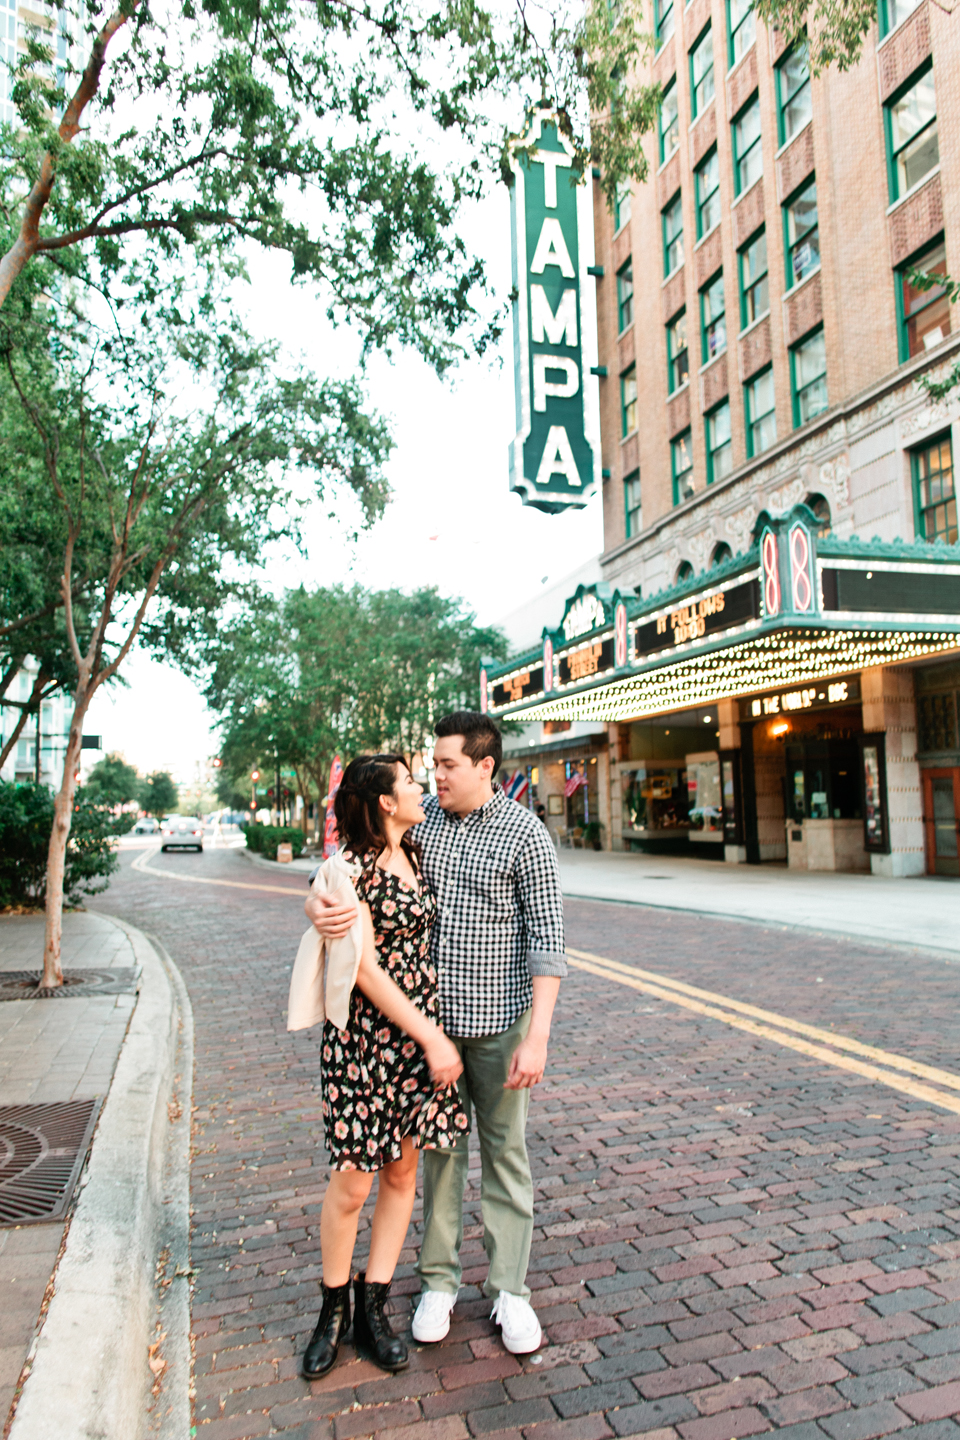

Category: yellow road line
[130, 848, 303, 897]
[566, 952, 960, 1117]
[567, 946, 960, 1095]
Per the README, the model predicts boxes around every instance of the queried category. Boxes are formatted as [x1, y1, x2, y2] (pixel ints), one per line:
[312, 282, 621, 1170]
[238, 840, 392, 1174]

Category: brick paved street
[91, 848, 960, 1440]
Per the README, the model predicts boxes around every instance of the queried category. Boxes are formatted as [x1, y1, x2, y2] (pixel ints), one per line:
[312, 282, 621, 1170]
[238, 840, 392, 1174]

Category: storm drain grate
[0, 968, 140, 1001]
[0, 1100, 101, 1225]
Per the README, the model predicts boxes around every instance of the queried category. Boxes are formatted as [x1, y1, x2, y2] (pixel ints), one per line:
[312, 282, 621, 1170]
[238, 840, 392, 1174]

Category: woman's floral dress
[321, 854, 469, 1171]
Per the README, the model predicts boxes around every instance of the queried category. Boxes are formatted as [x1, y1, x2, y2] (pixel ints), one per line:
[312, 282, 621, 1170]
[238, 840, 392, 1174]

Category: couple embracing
[294, 710, 565, 1379]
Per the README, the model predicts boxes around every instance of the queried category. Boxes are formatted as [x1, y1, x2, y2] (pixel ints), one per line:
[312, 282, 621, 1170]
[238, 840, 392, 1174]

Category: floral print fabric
[321, 854, 469, 1172]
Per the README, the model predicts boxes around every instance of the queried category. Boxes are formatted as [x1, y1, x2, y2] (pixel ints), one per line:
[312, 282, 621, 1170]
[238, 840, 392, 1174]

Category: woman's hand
[424, 1030, 463, 1088]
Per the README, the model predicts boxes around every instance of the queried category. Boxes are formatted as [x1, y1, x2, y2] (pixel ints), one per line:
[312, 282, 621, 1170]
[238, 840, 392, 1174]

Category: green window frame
[790, 326, 827, 427]
[896, 238, 952, 362]
[776, 40, 811, 146]
[671, 430, 694, 505]
[667, 309, 689, 393]
[695, 148, 721, 239]
[744, 366, 776, 456]
[732, 94, 762, 195]
[690, 25, 715, 118]
[700, 271, 726, 364]
[738, 228, 768, 329]
[624, 469, 642, 538]
[884, 62, 938, 203]
[660, 80, 679, 163]
[726, 0, 755, 68]
[706, 400, 732, 484]
[783, 176, 819, 289]
[617, 258, 634, 333]
[662, 192, 684, 276]
[656, 0, 675, 46]
[879, 0, 921, 39]
[621, 365, 638, 437]
[913, 434, 956, 544]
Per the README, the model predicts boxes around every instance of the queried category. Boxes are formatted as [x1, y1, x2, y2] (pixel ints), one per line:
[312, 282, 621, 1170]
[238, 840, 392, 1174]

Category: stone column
[861, 665, 925, 878]
[717, 699, 745, 863]
[607, 722, 624, 850]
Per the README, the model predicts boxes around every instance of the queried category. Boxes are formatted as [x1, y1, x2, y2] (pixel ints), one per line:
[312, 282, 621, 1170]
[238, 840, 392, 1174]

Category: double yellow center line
[566, 947, 960, 1116]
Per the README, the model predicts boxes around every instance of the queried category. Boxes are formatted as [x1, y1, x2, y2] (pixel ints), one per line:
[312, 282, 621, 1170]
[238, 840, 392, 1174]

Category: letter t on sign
[535, 149, 573, 207]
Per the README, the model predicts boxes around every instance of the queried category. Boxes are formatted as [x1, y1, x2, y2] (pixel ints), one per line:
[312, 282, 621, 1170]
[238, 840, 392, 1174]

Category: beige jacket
[287, 850, 364, 1032]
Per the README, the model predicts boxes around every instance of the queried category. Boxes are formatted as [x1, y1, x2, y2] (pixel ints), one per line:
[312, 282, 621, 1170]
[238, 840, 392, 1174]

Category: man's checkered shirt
[413, 786, 566, 1039]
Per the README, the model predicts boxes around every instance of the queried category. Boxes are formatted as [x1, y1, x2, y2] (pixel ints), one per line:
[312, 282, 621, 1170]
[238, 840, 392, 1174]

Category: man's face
[433, 735, 494, 816]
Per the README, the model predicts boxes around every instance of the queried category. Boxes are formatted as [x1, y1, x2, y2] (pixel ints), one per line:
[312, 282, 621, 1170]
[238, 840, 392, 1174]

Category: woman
[302, 754, 468, 1380]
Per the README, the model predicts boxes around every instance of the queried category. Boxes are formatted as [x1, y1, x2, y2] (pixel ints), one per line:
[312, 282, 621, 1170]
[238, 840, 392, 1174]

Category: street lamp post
[251, 770, 260, 814]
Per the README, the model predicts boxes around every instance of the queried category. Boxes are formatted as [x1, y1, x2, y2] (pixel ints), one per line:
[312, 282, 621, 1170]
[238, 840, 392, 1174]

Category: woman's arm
[354, 903, 463, 1087]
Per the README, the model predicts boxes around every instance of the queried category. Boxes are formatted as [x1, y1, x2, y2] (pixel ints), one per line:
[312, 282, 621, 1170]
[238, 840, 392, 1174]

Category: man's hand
[305, 890, 358, 938]
[504, 1032, 549, 1090]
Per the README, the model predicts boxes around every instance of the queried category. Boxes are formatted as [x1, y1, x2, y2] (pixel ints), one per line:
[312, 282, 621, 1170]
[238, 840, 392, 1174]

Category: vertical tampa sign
[509, 109, 598, 514]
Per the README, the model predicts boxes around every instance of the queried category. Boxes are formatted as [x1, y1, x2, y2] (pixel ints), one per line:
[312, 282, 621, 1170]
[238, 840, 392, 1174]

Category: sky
[85, 175, 605, 782]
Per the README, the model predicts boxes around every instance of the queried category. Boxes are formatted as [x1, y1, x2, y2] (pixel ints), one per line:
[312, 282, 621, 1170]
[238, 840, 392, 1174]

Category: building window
[879, 0, 921, 38]
[663, 193, 684, 276]
[784, 177, 819, 288]
[745, 367, 776, 456]
[667, 310, 689, 393]
[656, 0, 675, 45]
[624, 469, 642, 537]
[676, 560, 694, 583]
[804, 492, 831, 534]
[914, 434, 956, 544]
[617, 259, 634, 333]
[885, 63, 938, 202]
[614, 179, 632, 231]
[660, 80, 679, 163]
[700, 271, 726, 363]
[621, 365, 638, 436]
[711, 541, 733, 565]
[739, 229, 768, 328]
[727, 0, 755, 67]
[776, 40, 811, 146]
[706, 401, 732, 484]
[696, 149, 721, 238]
[790, 327, 828, 426]
[690, 25, 715, 118]
[732, 94, 762, 195]
[672, 431, 694, 504]
[898, 239, 951, 360]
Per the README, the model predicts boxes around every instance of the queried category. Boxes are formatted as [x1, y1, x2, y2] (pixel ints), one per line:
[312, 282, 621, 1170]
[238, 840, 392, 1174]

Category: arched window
[676, 560, 694, 584]
[804, 492, 831, 535]
[711, 541, 732, 567]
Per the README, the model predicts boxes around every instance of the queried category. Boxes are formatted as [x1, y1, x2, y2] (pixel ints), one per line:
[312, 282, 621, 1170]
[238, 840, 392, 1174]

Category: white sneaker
[412, 1289, 458, 1343]
[490, 1291, 542, 1354]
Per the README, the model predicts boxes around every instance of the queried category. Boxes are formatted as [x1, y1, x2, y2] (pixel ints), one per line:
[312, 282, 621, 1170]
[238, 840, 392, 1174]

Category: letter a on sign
[508, 108, 598, 513]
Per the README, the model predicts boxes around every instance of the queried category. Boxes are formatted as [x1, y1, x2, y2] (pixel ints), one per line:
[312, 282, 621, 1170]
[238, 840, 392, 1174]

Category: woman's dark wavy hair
[333, 754, 421, 867]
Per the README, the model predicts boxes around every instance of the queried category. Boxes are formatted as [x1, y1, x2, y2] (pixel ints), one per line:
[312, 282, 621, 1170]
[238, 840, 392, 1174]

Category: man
[305, 711, 565, 1355]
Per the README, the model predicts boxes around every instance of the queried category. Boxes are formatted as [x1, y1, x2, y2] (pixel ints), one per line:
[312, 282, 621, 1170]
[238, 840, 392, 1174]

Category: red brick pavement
[93, 850, 960, 1440]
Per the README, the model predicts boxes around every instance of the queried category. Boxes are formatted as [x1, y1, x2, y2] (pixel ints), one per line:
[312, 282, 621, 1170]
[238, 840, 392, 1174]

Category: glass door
[923, 769, 960, 877]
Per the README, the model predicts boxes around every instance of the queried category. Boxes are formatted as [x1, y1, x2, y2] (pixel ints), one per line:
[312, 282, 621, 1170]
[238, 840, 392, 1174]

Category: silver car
[160, 817, 204, 852]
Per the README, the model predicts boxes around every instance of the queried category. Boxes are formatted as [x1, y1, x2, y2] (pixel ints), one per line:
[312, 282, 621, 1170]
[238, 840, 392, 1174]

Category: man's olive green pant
[417, 1008, 533, 1301]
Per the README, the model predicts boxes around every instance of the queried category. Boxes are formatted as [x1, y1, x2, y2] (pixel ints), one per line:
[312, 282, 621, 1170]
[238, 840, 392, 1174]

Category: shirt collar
[442, 784, 507, 825]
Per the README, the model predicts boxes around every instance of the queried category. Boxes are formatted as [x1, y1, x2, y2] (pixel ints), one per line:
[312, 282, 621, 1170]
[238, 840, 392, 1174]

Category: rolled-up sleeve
[515, 827, 567, 979]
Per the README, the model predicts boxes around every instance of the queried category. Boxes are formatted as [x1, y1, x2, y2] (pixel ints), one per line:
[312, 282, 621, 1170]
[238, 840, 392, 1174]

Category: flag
[504, 769, 529, 802]
[563, 772, 584, 798]
[322, 755, 343, 857]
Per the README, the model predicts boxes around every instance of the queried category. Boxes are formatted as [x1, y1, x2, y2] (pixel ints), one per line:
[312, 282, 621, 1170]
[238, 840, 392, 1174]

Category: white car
[133, 817, 159, 835]
[160, 817, 204, 852]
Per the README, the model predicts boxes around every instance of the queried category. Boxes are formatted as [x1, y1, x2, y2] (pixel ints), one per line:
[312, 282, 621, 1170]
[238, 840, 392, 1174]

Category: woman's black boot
[353, 1272, 409, 1372]
[302, 1281, 351, 1379]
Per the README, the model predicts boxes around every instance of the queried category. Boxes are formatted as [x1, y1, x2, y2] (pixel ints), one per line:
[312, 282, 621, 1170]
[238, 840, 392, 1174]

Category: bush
[0, 781, 130, 908]
[245, 823, 305, 859]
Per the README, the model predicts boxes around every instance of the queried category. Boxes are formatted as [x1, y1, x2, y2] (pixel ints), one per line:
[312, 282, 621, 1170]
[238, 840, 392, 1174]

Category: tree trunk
[41, 691, 89, 986]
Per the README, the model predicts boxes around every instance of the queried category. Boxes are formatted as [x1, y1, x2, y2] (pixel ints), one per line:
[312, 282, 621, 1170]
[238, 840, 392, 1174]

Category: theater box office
[481, 505, 960, 875]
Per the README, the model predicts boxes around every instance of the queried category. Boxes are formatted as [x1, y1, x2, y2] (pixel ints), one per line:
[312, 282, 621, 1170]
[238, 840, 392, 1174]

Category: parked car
[160, 817, 204, 852]
[133, 817, 159, 835]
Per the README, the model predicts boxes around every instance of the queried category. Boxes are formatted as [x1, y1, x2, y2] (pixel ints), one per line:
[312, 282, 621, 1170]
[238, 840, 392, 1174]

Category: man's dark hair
[435, 711, 502, 774]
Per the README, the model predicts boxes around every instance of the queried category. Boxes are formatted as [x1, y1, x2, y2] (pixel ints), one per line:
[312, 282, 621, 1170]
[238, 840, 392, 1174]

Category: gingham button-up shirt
[413, 786, 566, 1038]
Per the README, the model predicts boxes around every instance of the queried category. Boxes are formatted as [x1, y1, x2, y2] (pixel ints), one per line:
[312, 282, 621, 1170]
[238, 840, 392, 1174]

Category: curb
[239, 845, 316, 874]
[8, 916, 194, 1440]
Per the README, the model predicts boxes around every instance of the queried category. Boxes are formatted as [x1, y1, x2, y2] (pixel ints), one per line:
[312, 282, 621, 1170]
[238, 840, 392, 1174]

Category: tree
[139, 771, 178, 818]
[0, 780, 127, 909]
[83, 751, 139, 807]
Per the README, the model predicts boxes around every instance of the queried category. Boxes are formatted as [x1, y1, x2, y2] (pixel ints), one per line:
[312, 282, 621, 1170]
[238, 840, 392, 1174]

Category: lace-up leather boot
[353, 1272, 409, 1372]
[302, 1281, 351, 1379]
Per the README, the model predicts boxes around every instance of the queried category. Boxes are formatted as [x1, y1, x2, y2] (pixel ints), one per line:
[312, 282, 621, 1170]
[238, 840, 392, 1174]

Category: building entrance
[923, 769, 960, 876]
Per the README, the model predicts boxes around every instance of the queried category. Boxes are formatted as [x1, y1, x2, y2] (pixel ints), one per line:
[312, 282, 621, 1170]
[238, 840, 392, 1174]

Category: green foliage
[752, 0, 877, 73]
[245, 824, 305, 859]
[83, 751, 140, 807]
[0, 780, 124, 907]
[139, 771, 178, 818]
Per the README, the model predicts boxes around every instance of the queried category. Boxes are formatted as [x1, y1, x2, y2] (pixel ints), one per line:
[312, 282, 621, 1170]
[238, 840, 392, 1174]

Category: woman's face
[387, 765, 425, 828]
